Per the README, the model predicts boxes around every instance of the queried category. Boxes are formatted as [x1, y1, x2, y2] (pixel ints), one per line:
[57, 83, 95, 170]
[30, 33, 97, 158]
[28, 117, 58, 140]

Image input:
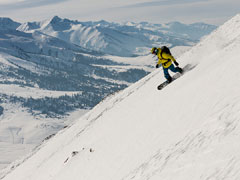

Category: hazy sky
[0, 0, 239, 25]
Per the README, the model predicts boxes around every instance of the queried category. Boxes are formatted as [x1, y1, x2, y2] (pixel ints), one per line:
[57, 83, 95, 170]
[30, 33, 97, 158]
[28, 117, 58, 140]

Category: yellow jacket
[156, 48, 176, 68]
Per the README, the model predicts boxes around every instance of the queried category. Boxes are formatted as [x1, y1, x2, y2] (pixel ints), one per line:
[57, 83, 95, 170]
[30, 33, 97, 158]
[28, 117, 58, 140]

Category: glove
[174, 61, 179, 66]
[156, 64, 159, 68]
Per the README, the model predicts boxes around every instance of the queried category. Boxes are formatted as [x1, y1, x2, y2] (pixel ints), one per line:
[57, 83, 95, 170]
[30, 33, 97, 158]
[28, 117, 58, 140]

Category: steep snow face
[1, 14, 240, 180]
[17, 16, 216, 56]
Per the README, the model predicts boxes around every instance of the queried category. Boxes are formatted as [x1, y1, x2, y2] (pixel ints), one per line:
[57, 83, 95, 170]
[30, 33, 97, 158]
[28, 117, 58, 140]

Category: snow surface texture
[1, 13, 240, 180]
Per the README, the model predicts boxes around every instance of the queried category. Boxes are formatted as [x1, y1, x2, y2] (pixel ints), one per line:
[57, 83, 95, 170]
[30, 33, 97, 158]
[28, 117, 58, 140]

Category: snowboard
[157, 64, 194, 90]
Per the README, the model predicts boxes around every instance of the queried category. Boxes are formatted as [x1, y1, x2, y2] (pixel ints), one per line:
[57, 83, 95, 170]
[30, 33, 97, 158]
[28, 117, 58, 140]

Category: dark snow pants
[163, 64, 182, 80]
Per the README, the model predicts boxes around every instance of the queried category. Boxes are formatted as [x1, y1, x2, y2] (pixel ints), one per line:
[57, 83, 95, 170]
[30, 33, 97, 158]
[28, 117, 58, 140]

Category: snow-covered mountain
[17, 16, 217, 56]
[1, 13, 240, 180]
[0, 18, 20, 31]
[0, 16, 216, 171]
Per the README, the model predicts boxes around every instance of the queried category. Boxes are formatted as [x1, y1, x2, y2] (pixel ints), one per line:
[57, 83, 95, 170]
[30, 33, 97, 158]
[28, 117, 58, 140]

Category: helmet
[151, 47, 157, 54]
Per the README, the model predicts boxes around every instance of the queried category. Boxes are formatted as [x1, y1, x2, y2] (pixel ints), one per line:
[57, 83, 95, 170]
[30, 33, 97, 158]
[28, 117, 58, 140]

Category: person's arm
[156, 57, 161, 68]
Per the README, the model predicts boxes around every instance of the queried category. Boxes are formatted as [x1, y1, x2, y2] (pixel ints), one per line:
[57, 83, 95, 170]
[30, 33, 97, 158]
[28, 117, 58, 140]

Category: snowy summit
[1, 13, 240, 180]
[17, 16, 216, 56]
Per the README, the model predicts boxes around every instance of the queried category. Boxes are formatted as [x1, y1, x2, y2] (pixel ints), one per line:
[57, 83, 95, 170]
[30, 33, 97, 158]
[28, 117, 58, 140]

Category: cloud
[0, 0, 67, 11]
[0, 0, 239, 26]
[117, 0, 210, 8]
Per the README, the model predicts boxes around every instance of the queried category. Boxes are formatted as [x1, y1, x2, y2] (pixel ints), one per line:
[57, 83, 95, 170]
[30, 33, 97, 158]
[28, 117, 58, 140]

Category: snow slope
[1, 14, 240, 180]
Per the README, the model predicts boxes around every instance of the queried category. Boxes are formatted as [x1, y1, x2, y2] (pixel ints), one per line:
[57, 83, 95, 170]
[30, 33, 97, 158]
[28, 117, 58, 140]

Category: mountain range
[17, 16, 217, 56]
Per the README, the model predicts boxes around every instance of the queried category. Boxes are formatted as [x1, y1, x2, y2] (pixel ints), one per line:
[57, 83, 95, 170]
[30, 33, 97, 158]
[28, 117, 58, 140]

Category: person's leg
[163, 67, 172, 82]
[169, 64, 183, 74]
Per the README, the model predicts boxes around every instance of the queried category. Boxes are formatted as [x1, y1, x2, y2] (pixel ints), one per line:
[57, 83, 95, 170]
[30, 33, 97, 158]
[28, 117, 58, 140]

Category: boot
[177, 67, 183, 74]
[167, 76, 172, 83]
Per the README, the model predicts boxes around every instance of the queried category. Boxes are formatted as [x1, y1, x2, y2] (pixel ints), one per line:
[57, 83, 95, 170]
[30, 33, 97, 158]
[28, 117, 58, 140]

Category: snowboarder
[151, 46, 183, 83]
